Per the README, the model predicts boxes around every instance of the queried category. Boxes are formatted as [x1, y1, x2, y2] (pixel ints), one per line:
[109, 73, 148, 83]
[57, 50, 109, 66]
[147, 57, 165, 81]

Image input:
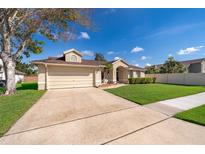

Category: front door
[116, 68, 119, 82]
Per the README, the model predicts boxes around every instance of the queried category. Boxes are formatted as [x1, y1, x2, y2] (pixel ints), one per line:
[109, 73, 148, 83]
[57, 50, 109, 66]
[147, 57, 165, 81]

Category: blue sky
[29, 9, 205, 67]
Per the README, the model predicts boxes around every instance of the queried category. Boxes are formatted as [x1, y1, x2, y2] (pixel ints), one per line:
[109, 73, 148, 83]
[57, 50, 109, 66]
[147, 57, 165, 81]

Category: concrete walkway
[145, 92, 205, 115]
[0, 88, 205, 144]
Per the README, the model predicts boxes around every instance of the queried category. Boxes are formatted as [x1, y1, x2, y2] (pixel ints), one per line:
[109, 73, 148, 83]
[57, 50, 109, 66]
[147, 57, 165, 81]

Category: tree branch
[10, 10, 34, 35]
[13, 39, 28, 60]
[9, 9, 18, 22]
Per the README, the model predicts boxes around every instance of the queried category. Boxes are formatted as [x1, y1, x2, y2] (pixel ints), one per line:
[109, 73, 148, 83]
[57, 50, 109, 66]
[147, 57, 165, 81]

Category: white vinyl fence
[146, 73, 205, 86]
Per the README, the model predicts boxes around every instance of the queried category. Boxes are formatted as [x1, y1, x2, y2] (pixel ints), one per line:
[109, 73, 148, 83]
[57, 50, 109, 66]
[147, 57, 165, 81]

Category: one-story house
[32, 48, 145, 90]
[150, 58, 205, 73]
[0, 59, 25, 83]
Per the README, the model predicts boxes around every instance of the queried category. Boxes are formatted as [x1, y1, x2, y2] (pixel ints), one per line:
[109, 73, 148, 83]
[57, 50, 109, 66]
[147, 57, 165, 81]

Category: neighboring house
[181, 58, 205, 73]
[150, 58, 205, 73]
[32, 48, 145, 90]
[0, 59, 25, 83]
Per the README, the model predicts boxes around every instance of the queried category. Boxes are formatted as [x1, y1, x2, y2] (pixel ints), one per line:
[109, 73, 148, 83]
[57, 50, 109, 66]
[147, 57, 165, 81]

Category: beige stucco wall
[140, 72, 145, 77]
[112, 60, 129, 83]
[128, 70, 145, 78]
[103, 69, 113, 83]
[118, 67, 128, 83]
[133, 71, 138, 78]
[37, 64, 102, 90]
[104, 60, 145, 83]
[201, 61, 205, 73]
[37, 64, 46, 90]
[94, 68, 102, 87]
[146, 73, 205, 86]
[65, 52, 82, 63]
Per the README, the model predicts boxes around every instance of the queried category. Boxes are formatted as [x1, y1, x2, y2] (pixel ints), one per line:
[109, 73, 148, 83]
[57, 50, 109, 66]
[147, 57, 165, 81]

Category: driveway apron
[0, 88, 205, 144]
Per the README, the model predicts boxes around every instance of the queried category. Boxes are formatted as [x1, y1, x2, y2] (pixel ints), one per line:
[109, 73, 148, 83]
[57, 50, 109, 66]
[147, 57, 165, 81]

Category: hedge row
[128, 77, 156, 84]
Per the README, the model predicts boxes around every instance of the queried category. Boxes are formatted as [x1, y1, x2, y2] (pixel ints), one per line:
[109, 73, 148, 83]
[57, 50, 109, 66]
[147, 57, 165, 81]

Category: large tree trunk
[4, 58, 16, 95]
[1, 21, 16, 95]
[1, 53, 16, 95]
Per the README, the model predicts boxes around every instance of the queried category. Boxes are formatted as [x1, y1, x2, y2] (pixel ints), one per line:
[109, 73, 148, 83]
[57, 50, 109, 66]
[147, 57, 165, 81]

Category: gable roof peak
[111, 59, 129, 65]
[63, 48, 83, 57]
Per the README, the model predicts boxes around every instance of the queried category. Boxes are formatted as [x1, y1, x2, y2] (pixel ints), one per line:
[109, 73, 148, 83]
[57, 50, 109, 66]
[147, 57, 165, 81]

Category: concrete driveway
[0, 88, 205, 144]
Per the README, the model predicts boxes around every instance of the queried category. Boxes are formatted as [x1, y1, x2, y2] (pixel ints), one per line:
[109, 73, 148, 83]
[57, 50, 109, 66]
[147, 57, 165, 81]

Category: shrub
[128, 77, 156, 84]
[152, 77, 156, 83]
[140, 78, 146, 84]
[128, 78, 135, 84]
[135, 78, 141, 84]
[146, 77, 152, 84]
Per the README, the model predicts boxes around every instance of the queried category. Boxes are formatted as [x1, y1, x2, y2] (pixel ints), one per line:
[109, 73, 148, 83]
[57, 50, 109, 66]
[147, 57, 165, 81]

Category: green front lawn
[0, 83, 45, 137]
[105, 84, 205, 105]
[175, 105, 205, 126]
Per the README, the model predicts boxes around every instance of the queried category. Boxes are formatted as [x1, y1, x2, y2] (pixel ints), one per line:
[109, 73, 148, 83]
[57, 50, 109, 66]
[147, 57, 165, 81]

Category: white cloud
[107, 51, 115, 55]
[141, 56, 147, 60]
[79, 32, 90, 39]
[131, 46, 144, 53]
[147, 23, 205, 38]
[65, 31, 77, 40]
[82, 50, 94, 57]
[114, 57, 122, 60]
[135, 64, 139, 67]
[146, 63, 151, 67]
[177, 46, 203, 55]
[168, 54, 173, 57]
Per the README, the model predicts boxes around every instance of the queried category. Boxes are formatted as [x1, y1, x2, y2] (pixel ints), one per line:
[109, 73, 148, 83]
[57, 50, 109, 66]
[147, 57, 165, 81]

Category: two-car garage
[37, 63, 102, 90]
[47, 65, 94, 89]
[33, 49, 103, 90]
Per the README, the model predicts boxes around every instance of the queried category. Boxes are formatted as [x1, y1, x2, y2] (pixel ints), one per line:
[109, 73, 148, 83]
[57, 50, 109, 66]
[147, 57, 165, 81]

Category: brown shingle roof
[32, 56, 103, 66]
[108, 59, 129, 66]
[180, 58, 205, 65]
[150, 58, 205, 68]
[129, 65, 145, 71]
[32, 56, 147, 71]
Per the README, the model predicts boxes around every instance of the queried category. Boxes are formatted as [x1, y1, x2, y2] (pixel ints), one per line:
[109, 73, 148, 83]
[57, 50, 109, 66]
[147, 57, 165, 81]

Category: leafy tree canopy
[145, 57, 186, 74]
[94, 52, 113, 69]
[0, 8, 92, 94]
[160, 57, 186, 73]
[145, 66, 160, 74]
[16, 60, 37, 75]
[0, 8, 91, 59]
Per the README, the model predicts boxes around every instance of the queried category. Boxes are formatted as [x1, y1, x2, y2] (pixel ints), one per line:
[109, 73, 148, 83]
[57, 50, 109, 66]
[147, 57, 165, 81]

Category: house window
[130, 70, 133, 78]
[70, 55, 77, 62]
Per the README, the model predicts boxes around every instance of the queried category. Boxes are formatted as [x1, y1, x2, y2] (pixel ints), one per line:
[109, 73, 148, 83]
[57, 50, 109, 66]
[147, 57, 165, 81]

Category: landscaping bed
[105, 84, 205, 105]
[175, 105, 205, 126]
[0, 83, 45, 137]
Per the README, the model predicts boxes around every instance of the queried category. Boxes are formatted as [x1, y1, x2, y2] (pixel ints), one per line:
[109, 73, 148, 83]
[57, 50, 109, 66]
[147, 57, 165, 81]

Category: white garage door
[47, 66, 94, 89]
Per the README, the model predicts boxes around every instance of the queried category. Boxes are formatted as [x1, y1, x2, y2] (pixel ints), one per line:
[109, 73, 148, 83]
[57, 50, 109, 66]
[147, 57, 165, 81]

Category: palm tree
[94, 53, 106, 61]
